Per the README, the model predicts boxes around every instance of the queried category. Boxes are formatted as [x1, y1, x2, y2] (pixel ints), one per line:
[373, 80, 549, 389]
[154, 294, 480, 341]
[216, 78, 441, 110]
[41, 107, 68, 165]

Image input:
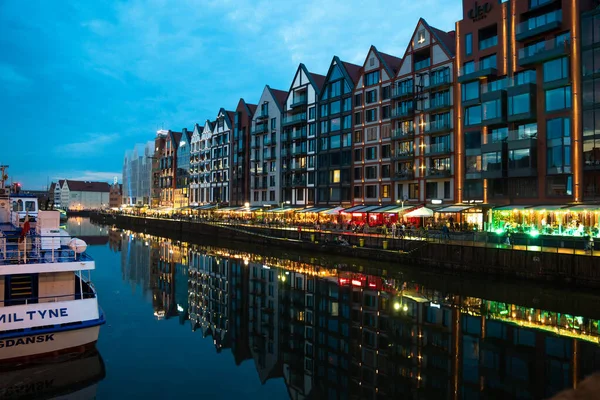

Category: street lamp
[280, 200, 290, 209]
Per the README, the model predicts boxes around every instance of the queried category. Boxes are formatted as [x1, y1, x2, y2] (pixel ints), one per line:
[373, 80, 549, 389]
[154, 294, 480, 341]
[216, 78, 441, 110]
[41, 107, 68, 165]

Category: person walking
[442, 224, 450, 241]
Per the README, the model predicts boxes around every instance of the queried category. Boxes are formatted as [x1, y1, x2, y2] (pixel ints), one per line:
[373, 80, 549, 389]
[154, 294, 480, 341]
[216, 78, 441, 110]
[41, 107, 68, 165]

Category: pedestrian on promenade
[442, 224, 450, 241]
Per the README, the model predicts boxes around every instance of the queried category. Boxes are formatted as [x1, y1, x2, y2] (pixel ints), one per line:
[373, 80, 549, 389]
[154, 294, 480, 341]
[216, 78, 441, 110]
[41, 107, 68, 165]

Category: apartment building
[250, 85, 287, 206]
[456, 0, 595, 205]
[353, 46, 402, 205]
[159, 130, 182, 207]
[174, 128, 192, 208]
[198, 120, 215, 204]
[189, 123, 204, 206]
[316, 56, 362, 206]
[231, 99, 256, 207]
[210, 109, 234, 204]
[122, 141, 154, 206]
[392, 19, 457, 206]
[151, 130, 168, 208]
[281, 64, 325, 206]
[582, 5, 600, 201]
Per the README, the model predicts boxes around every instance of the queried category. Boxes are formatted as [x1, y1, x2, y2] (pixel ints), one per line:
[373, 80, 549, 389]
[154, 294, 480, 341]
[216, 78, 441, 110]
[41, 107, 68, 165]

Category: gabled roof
[193, 123, 204, 134]
[169, 131, 182, 149]
[311, 72, 326, 91]
[49, 182, 56, 192]
[322, 56, 363, 91]
[342, 60, 362, 84]
[226, 111, 236, 128]
[285, 64, 327, 103]
[65, 180, 111, 193]
[266, 86, 288, 112]
[58, 179, 65, 187]
[396, 18, 456, 77]
[360, 45, 402, 79]
[247, 103, 257, 115]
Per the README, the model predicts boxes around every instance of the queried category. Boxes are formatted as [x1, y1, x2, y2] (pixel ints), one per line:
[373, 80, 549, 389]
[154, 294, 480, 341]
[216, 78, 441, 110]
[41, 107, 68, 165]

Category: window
[320, 120, 328, 135]
[365, 185, 377, 198]
[353, 185, 362, 198]
[308, 106, 315, 119]
[547, 142, 571, 173]
[342, 97, 352, 112]
[582, 47, 600, 77]
[309, 123, 316, 137]
[330, 118, 341, 132]
[365, 108, 377, 123]
[381, 144, 391, 158]
[545, 86, 571, 112]
[382, 86, 390, 100]
[354, 93, 362, 107]
[465, 33, 472, 56]
[382, 165, 391, 178]
[409, 183, 419, 199]
[342, 115, 351, 130]
[382, 105, 390, 119]
[509, 148, 534, 170]
[330, 134, 341, 149]
[354, 112, 362, 125]
[508, 93, 531, 115]
[354, 130, 362, 143]
[547, 175, 572, 196]
[366, 147, 377, 160]
[462, 61, 475, 75]
[366, 90, 377, 104]
[330, 101, 341, 114]
[271, 118, 276, 130]
[321, 104, 329, 118]
[543, 57, 569, 82]
[329, 81, 341, 98]
[354, 148, 362, 161]
[366, 127, 377, 141]
[480, 54, 497, 70]
[482, 99, 502, 120]
[547, 117, 570, 140]
[382, 184, 390, 198]
[482, 152, 502, 172]
[332, 169, 341, 183]
[426, 182, 438, 199]
[465, 105, 482, 126]
[365, 71, 380, 86]
[354, 167, 362, 180]
[444, 181, 451, 199]
[365, 166, 377, 179]
[462, 81, 479, 101]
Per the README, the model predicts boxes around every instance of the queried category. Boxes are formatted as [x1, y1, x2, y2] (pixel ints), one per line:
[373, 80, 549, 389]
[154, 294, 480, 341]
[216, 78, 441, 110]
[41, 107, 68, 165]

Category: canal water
[4, 218, 600, 399]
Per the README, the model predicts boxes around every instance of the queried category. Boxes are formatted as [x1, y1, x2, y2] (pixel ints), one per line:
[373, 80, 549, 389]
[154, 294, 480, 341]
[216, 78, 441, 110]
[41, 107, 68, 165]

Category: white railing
[0, 234, 82, 264]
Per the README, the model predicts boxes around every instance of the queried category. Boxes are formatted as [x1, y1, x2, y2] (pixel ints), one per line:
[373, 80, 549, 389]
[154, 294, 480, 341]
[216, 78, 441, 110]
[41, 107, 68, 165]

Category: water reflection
[0, 350, 105, 399]
[113, 229, 600, 399]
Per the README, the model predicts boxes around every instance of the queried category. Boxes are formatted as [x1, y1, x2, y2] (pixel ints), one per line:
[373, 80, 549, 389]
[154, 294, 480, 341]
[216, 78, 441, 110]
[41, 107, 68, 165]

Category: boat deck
[0, 223, 92, 266]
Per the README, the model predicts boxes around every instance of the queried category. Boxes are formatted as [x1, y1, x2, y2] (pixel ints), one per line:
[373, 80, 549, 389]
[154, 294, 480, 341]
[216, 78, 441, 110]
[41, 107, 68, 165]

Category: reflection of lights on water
[403, 305, 408, 312]
[393, 302, 401, 311]
[177, 305, 184, 312]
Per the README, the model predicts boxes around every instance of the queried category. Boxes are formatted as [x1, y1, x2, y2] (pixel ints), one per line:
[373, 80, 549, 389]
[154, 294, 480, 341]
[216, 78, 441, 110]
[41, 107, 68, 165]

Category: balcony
[391, 106, 415, 120]
[414, 58, 431, 71]
[281, 148, 289, 157]
[425, 168, 451, 178]
[516, 10, 562, 41]
[252, 182, 267, 190]
[280, 132, 290, 142]
[251, 124, 268, 135]
[392, 128, 415, 140]
[518, 38, 569, 67]
[391, 86, 414, 99]
[458, 61, 498, 83]
[425, 120, 452, 135]
[481, 164, 504, 179]
[507, 129, 537, 151]
[508, 165, 537, 178]
[264, 137, 276, 146]
[427, 75, 451, 91]
[256, 111, 269, 121]
[292, 146, 308, 156]
[282, 113, 307, 127]
[426, 98, 452, 113]
[251, 141, 261, 149]
[290, 94, 308, 108]
[291, 163, 307, 171]
[426, 143, 451, 156]
[291, 129, 307, 140]
[392, 170, 415, 181]
[292, 177, 307, 187]
[392, 150, 414, 160]
[479, 36, 498, 51]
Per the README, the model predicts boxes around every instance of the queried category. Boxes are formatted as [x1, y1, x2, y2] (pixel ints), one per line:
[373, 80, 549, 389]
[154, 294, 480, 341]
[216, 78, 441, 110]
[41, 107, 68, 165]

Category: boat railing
[0, 291, 97, 306]
[0, 234, 91, 265]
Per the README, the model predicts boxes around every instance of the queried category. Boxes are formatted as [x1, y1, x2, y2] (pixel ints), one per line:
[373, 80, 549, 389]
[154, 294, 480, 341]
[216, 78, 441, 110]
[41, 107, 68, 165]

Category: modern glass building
[122, 141, 154, 206]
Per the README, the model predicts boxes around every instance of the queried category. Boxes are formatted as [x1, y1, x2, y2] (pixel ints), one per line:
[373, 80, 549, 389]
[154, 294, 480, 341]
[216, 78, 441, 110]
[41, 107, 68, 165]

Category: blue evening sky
[0, 0, 461, 190]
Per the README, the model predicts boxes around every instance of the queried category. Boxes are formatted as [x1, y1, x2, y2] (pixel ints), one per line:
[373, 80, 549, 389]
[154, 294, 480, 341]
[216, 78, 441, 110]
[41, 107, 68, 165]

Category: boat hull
[0, 325, 100, 363]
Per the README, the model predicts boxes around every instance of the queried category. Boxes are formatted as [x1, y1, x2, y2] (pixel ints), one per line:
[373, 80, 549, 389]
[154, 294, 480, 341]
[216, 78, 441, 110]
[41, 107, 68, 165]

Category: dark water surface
[5, 218, 600, 399]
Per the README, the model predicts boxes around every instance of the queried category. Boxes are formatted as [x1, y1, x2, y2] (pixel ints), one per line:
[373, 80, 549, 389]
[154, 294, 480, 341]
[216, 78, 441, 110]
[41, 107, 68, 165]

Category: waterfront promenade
[92, 212, 600, 289]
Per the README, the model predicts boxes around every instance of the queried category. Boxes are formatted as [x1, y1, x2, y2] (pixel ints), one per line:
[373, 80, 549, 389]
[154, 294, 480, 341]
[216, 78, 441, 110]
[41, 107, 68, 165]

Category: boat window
[12, 201, 17, 211]
[25, 201, 36, 211]
[16, 199, 23, 211]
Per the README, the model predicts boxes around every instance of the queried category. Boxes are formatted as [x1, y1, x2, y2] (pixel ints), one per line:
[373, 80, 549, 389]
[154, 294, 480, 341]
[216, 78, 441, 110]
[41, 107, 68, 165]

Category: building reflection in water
[117, 231, 600, 399]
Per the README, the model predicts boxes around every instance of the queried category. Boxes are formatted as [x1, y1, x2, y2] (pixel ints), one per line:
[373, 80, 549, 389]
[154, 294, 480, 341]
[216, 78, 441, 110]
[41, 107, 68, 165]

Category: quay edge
[90, 212, 600, 290]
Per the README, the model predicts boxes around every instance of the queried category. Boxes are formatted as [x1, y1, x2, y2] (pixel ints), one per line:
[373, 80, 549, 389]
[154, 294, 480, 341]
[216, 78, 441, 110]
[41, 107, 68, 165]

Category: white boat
[0, 174, 105, 363]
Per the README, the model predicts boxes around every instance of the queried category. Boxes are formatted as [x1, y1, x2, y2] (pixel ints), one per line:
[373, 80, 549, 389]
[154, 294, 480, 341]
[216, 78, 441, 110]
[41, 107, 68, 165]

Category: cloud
[53, 171, 121, 182]
[55, 133, 120, 156]
[0, 63, 32, 87]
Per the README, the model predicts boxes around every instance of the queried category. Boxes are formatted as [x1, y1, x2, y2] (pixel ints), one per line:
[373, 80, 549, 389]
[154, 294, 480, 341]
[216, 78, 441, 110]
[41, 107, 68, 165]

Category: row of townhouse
[140, 0, 600, 210]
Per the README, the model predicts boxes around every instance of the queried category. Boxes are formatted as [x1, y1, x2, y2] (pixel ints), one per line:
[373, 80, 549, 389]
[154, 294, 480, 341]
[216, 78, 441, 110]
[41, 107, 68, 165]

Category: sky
[0, 0, 462, 190]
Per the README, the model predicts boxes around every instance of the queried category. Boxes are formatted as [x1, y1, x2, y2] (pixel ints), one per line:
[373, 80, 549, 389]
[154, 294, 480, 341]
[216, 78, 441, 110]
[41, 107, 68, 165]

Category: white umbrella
[404, 207, 434, 218]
